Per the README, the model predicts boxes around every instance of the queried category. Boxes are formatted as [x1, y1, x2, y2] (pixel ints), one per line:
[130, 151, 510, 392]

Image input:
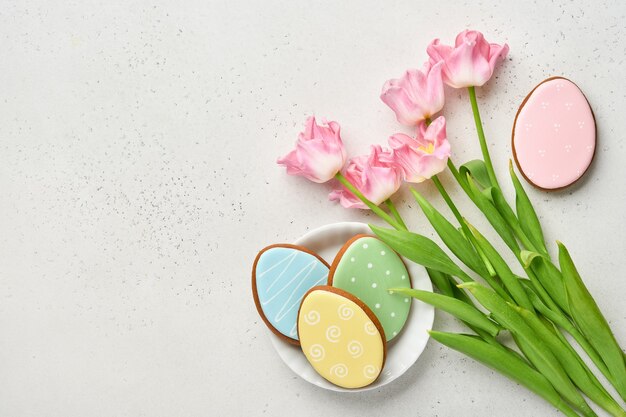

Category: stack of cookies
[252, 234, 413, 388]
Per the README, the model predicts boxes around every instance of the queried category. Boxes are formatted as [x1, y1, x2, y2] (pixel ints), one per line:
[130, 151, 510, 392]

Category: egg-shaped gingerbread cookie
[297, 286, 386, 389]
[329, 235, 411, 341]
[252, 244, 330, 344]
[512, 77, 596, 190]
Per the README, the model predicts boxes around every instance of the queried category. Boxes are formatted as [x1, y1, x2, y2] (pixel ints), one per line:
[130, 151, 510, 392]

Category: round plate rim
[267, 221, 435, 392]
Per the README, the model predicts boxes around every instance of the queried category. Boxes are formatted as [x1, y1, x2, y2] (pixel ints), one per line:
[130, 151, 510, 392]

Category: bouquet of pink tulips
[277, 30, 626, 417]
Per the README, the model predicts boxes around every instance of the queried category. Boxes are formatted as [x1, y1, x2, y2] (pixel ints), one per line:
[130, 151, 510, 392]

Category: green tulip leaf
[370, 225, 471, 282]
[509, 161, 548, 255]
[465, 221, 533, 311]
[429, 331, 581, 417]
[460, 159, 492, 189]
[391, 288, 501, 337]
[460, 282, 598, 417]
[514, 304, 625, 417]
[559, 242, 626, 402]
[427, 268, 453, 297]
[465, 174, 519, 253]
[411, 189, 488, 277]
[522, 250, 570, 314]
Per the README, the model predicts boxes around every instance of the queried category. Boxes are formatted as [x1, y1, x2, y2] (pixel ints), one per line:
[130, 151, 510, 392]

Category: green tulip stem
[468, 86, 500, 189]
[447, 158, 472, 196]
[385, 199, 408, 231]
[431, 175, 497, 275]
[334, 173, 403, 231]
[432, 175, 463, 226]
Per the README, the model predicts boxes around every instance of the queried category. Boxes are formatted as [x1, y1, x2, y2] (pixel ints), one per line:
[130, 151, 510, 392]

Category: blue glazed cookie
[252, 244, 330, 344]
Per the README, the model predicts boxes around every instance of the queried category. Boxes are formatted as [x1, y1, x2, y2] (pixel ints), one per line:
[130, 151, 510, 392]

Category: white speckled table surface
[1, 1, 625, 416]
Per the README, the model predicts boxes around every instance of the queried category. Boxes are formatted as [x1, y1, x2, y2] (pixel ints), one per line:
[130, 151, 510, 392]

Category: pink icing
[513, 78, 595, 189]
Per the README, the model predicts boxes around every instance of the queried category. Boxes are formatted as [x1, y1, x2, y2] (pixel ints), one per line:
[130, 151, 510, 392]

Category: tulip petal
[427, 30, 508, 88]
[380, 61, 445, 126]
[388, 116, 451, 183]
[277, 116, 347, 183]
[329, 145, 402, 210]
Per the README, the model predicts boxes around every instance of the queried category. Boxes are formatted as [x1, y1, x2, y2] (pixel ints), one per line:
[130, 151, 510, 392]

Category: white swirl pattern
[364, 321, 377, 335]
[329, 363, 349, 378]
[363, 364, 379, 379]
[325, 325, 341, 343]
[298, 290, 385, 388]
[303, 310, 320, 325]
[347, 340, 363, 358]
[337, 304, 354, 320]
[308, 344, 325, 362]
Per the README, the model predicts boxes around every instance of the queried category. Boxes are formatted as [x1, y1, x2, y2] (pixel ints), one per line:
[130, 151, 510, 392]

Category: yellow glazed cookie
[297, 286, 386, 389]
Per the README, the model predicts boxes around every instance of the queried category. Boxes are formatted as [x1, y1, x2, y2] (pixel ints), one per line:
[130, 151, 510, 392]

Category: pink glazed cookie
[512, 77, 596, 190]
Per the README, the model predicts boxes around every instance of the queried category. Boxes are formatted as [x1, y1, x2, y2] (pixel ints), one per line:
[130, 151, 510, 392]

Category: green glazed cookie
[329, 235, 411, 341]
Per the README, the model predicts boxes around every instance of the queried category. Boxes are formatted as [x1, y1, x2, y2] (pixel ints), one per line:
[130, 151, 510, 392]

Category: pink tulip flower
[388, 116, 451, 183]
[277, 116, 347, 183]
[329, 145, 402, 209]
[427, 30, 509, 88]
[380, 61, 445, 126]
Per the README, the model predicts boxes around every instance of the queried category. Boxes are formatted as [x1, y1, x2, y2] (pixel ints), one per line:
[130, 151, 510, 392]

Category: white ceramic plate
[268, 221, 435, 392]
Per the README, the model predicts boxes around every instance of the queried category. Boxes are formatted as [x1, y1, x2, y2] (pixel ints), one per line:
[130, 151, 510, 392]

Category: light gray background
[1, 1, 624, 416]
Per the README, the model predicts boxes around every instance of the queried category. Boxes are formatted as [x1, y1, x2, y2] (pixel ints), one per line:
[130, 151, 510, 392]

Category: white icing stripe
[257, 250, 298, 278]
[273, 266, 326, 322]
[262, 259, 318, 304]
[262, 251, 298, 292]
[275, 269, 327, 320]
[264, 257, 317, 304]
[289, 275, 327, 336]
[259, 250, 328, 326]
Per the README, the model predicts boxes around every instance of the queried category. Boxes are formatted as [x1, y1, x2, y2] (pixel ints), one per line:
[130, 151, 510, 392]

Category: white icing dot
[375, 303, 381, 309]
[393, 331, 398, 336]
[404, 298, 409, 303]
[350, 257, 355, 262]
[401, 275, 406, 280]
[380, 250, 386, 256]
[391, 312, 396, 317]
[385, 270, 390, 276]
[388, 290, 394, 295]
[367, 263, 373, 269]
[351, 277, 356, 283]
[371, 283, 377, 288]
[362, 243, 368, 249]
